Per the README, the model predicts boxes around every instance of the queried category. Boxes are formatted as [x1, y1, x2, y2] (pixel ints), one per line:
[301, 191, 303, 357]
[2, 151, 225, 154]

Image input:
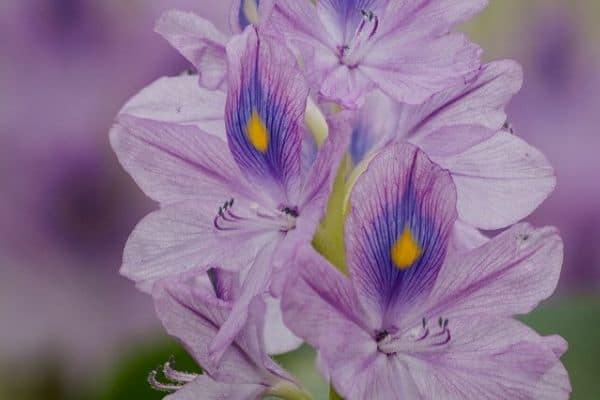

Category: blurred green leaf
[329, 385, 343, 400]
[521, 295, 600, 399]
[0, 354, 77, 400]
[275, 345, 328, 400]
[95, 335, 197, 400]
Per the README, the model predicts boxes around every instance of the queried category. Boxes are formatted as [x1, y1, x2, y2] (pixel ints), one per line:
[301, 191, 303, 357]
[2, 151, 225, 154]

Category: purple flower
[345, 60, 555, 242]
[153, 2, 271, 91]
[282, 143, 570, 399]
[269, 0, 487, 106]
[111, 27, 350, 359]
[151, 268, 307, 399]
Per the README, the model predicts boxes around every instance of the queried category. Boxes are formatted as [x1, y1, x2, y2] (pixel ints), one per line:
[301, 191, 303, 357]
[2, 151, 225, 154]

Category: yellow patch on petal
[242, 0, 260, 25]
[391, 227, 422, 270]
[246, 110, 269, 153]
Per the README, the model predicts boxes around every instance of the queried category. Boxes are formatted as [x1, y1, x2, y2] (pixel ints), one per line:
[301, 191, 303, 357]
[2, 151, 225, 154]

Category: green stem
[329, 384, 343, 400]
[265, 381, 313, 400]
[311, 156, 351, 274]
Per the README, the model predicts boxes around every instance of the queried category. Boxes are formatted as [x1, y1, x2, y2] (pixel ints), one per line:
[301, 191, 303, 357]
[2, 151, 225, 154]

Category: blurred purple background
[0, 0, 599, 399]
[0, 0, 232, 383]
[464, 0, 600, 291]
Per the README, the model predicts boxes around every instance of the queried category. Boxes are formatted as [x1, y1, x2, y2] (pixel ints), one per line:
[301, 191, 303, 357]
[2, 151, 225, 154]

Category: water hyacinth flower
[152, 0, 269, 92]
[152, 268, 310, 399]
[111, 27, 349, 358]
[269, 0, 487, 106]
[346, 60, 555, 237]
[282, 143, 570, 399]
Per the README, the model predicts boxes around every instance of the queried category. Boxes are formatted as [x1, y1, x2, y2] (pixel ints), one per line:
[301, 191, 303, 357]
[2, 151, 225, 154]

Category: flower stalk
[265, 381, 313, 400]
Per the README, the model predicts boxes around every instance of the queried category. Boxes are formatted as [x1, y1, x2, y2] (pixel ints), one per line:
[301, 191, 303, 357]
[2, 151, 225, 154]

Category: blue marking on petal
[346, 145, 457, 320]
[350, 124, 375, 166]
[366, 180, 443, 308]
[226, 30, 304, 200]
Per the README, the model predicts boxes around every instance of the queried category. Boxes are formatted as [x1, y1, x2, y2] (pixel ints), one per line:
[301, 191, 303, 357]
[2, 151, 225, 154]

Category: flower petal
[448, 220, 488, 253]
[300, 112, 352, 223]
[271, 1, 337, 51]
[225, 27, 308, 203]
[405, 60, 523, 150]
[382, 0, 489, 39]
[361, 33, 482, 104]
[153, 274, 264, 383]
[209, 239, 280, 363]
[283, 246, 422, 400]
[120, 75, 226, 137]
[110, 115, 246, 205]
[320, 64, 375, 108]
[263, 295, 303, 355]
[269, 1, 340, 95]
[435, 131, 556, 229]
[427, 223, 563, 318]
[121, 201, 270, 292]
[282, 245, 372, 346]
[346, 143, 457, 323]
[406, 317, 570, 400]
[334, 356, 422, 400]
[166, 376, 264, 400]
[349, 90, 399, 165]
[155, 10, 228, 89]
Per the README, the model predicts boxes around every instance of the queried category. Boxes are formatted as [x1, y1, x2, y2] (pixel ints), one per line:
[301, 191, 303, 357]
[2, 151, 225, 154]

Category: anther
[180, 68, 197, 76]
[502, 121, 515, 134]
[281, 206, 299, 218]
[363, 9, 374, 19]
[375, 330, 389, 342]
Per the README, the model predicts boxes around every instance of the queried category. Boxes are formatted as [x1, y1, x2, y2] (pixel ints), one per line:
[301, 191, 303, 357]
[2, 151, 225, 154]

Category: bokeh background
[1, 1, 598, 399]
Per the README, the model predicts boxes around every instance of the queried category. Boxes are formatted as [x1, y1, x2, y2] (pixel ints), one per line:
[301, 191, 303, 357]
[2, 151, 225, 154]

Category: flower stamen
[340, 9, 380, 66]
[213, 198, 297, 233]
[148, 357, 199, 393]
[148, 370, 184, 392]
[377, 317, 451, 355]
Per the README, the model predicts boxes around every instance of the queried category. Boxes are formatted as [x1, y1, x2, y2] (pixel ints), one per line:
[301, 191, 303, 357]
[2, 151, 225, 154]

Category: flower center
[337, 9, 380, 67]
[213, 198, 298, 233]
[376, 317, 451, 356]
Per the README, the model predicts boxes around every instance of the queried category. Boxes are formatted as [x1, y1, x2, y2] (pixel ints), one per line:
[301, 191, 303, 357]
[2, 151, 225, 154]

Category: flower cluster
[110, 1, 571, 399]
